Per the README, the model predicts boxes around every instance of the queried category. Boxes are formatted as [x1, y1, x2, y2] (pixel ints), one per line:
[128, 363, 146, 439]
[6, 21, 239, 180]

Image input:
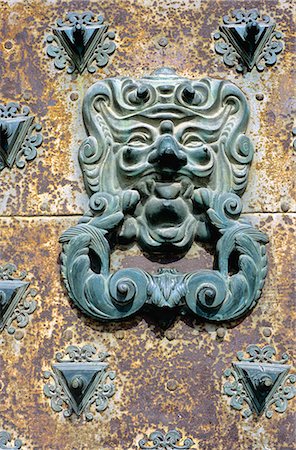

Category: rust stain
[0, 0, 295, 449]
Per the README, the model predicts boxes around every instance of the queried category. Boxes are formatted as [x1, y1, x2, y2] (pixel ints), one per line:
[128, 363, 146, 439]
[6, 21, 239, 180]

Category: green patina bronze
[43, 345, 116, 421]
[213, 8, 283, 73]
[46, 12, 116, 74]
[60, 67, 268, 322]
[223, 345, 296, 418]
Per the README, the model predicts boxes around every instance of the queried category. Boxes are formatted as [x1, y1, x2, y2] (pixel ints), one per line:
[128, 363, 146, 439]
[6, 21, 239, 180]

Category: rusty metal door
[0, 0, 295, 449]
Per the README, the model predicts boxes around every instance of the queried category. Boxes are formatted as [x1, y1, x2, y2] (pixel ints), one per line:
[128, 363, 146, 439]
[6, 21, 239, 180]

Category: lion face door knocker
[60, 67, 268, 322]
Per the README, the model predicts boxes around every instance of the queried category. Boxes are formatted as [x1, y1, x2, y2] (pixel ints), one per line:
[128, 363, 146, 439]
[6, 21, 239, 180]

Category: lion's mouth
[145, 197, 188, 228]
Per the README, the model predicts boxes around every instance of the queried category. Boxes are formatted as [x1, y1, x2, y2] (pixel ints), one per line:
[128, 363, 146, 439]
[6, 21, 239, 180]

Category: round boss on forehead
[160, 120, 174, 134]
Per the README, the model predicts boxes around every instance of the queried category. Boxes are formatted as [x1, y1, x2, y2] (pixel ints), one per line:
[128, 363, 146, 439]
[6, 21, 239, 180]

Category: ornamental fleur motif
[138, 430, 195, 449]
[223, 345, 296, 418]
[0, 263, 37, 338]
[0, 431, 22, 450]
[46, 11, 116, 74]
[213, 9, 283, 72]
[44, 345, 116, 421]
[60, 67, 268, 323]
[0, 102, 42, 171]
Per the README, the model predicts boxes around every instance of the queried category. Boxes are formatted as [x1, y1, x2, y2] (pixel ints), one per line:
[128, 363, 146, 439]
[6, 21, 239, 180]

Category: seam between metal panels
[0, 212, 295, 219]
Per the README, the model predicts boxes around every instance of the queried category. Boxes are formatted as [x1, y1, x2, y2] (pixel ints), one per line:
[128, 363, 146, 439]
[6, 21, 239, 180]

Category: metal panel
[0, 0, 295, 449]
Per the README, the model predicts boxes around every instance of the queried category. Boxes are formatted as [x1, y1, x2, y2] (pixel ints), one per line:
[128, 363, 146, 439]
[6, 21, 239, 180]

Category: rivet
[263, 327, 272, 337]
[40, 201, 49, 212]
[116, 330, 125, 340]
[14, 330, 24, 340]
[280, 199, 290, 212]
[4, 40, 13, 50]
[166, 379, 178, 391]
[217, 327, 226, 339]
[70, 92, 79, 101]
[158, 37, 168, 47]
[62, 329, 73, 341]
[165, 330, 175, 341]
[256, 93, 264, 101]
[23, 91, 31, 101]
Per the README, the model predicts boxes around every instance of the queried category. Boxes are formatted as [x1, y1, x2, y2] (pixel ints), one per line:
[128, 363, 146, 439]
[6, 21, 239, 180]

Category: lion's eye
[181, 134, 203, 147]
[127, 132, 150, 146]
[182, 134, 203, 147]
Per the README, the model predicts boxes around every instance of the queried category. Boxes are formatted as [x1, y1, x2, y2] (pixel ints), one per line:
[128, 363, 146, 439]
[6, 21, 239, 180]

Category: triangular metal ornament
[220, 22, 275, 70]
[53, 362, 108, 415]
[0, 280, 30, 331]
[0, 116, 33, 168]
[53, 25, 108, 74]
[233, 361, 290, 415]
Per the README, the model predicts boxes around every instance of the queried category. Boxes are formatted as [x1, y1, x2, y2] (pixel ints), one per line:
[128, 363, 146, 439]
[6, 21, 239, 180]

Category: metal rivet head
[280, 199, 290, 212]
[4, 41, 13, 49]
[158, 37, 168, 47]
[262, 327, 272, 337]
[14, 330, 24, 340]
[256, 93, 264, 101]
[71, 376, 84, 390]
[259, 374, 273, 389]
[70, 92, 79, 101]
[166, 379, 178, 391]
[165, 330, 175, 341]
[217, 327, 226, 339]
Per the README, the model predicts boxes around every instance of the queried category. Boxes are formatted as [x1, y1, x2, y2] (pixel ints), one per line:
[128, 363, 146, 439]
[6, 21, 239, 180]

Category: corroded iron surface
[0, 0, 295, 449]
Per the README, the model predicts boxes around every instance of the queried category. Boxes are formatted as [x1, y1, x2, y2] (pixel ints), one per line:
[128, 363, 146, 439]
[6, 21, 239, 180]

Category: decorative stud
[60, 67, 268, 323]
[0, 263, 37, 338]
[0, 103, 42, 171]
[213, 9, 283, 72]
[0, 431, 22, 449]
[138, 430, 195, 449]
[46, 12, 116, 74]
[223, 345, 296, 418]
[44, 345, 116, 421]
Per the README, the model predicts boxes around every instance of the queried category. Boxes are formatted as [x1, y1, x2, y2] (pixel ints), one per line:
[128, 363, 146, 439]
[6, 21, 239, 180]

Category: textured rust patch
[0, 0, 295, 449]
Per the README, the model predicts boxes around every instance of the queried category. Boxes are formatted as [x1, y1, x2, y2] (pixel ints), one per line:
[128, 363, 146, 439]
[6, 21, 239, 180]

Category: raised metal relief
[223, 345, 296, 418]
[0, 263, 37, 338]
[60, 67, 268, 323]
[0, 431, 22, 450]
[0, 102, 42, 171]
[213, 9, 283, 72]
[46, 12, 116, 74]
[44, 345, 116, 421]
[138, 430, 195, 449]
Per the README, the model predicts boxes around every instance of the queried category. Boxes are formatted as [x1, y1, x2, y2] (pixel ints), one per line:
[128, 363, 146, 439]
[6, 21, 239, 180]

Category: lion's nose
[148, 136, 187, 171]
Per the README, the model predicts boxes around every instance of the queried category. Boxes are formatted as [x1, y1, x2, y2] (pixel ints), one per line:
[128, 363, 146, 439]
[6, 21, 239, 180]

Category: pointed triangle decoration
[233, 362, 290, 416]
[47, 12, 116, 74]
[223, 345, 296, 418]
[214, 9, 284, 73]
[0, 116, 33, 168]
[220, 22, 275, 70]
[0, 103, 42, 171]
[44, 345, 116, 421]
[53, 24, 108, 74]
[52, 362, 108, 415]
[0, 263, 37, 338]
[0, 280, 30, 331]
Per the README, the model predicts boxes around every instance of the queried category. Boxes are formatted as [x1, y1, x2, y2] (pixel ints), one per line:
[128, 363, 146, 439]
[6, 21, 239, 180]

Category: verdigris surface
[46, 11, 116, 74]
[223, 345, 296, 418]
[213, 8, 283, 73]
[0, 431, 22, 450]
[43, 345, 116, 421]
[60, 67, 268, 322]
